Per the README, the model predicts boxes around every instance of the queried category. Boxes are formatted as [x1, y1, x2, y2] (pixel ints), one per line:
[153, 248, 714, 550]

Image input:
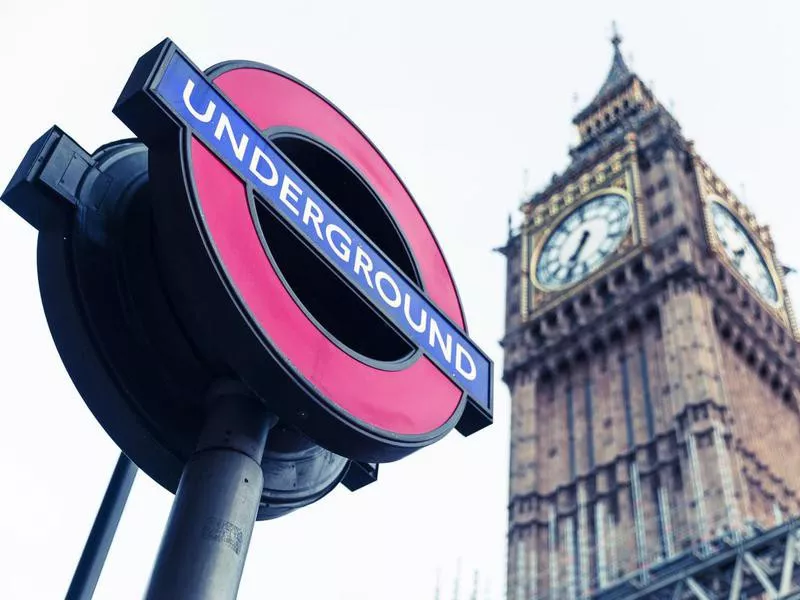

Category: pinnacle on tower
[453, 558, 461, 600]
[571, 24, 639, 128]
[594, 21, 633, 102]
[570, 24, 661, 151]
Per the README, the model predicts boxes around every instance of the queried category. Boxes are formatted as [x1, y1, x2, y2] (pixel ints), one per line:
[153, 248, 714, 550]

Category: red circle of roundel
[188, 66, 465, 436]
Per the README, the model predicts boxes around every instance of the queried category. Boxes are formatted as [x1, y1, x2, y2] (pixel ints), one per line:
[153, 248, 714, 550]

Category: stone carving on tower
[500, 29, 800, 600]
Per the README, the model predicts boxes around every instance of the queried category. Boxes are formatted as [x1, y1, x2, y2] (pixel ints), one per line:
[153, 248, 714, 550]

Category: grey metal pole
[144, 381, 276, 600]
[66, 452, 138, 600]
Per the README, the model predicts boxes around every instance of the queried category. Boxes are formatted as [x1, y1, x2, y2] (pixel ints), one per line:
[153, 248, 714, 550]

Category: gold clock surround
[690, 146, 798, 337]
[529, 187, 636, 293]
[519, 136, 646, 321]
[703, 194, 784, 310]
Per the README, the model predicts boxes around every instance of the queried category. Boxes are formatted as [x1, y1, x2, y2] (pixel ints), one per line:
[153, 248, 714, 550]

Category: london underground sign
[3, 37, 491, 490]
[114, 39, 492, 460]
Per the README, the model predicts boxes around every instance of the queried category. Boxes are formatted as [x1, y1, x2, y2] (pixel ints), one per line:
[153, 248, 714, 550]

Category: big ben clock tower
[501, 30, 800, 600]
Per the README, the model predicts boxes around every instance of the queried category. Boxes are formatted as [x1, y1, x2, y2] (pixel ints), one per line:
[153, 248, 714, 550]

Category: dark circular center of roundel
[254, 131, 420, 364]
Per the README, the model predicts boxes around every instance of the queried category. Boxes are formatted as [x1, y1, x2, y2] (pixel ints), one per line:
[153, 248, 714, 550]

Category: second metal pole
[66, 452, 138, 600]
[144, 382, 276, 600]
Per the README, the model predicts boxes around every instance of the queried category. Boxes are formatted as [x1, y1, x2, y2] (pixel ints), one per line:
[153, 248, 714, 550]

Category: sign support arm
[65, 452, 138, 600]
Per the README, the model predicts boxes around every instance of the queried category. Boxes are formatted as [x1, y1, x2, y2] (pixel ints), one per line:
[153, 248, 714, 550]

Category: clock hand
[568, 230, 591, 264]
[566, 230, 591, 277]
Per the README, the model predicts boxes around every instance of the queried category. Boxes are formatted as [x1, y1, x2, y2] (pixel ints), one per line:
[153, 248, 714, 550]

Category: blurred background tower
[499, 27, 800, 599]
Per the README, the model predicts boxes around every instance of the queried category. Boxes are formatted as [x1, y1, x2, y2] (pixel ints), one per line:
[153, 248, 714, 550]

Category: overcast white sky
[1, 1, 799, 599]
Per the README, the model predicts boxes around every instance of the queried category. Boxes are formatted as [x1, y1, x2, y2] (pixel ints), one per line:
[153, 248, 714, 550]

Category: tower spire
[596, 22, 632, 99]
[571, 24, 654, 138]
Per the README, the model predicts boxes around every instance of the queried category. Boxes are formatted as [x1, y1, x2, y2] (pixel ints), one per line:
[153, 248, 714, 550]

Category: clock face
[709, 201, 779, 305]
[535, 193, 632, 290]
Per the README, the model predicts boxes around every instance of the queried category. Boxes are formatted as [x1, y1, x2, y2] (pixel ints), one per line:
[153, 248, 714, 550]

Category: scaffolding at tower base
[589, 518, 800, 600]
